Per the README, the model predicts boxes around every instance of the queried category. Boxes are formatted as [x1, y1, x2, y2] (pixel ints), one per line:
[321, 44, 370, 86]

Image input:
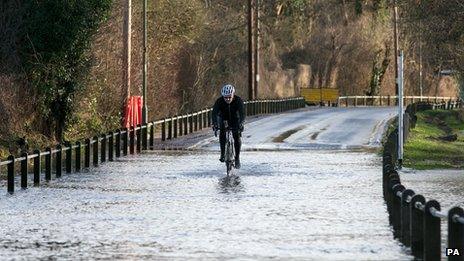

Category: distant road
[192, 107, 397, 151]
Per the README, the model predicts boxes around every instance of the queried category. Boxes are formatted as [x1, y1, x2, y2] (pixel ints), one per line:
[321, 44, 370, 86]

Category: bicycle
[215, 120, 236, 177]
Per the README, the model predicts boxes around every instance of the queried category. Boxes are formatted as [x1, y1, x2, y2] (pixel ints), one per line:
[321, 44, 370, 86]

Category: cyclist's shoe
[235, 158, 241, 169]
[219, 154, 225, 162]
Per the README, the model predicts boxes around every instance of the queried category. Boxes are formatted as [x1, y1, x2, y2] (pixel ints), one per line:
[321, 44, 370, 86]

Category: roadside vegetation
[0, 0, 462, 158]
[404, 109, 464, 170]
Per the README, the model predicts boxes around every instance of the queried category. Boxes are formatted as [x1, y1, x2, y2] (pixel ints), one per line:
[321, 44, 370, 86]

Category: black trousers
[219, 129, 241, 160]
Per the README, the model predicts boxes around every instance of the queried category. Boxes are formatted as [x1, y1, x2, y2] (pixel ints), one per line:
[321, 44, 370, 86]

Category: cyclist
[212, 84, 245, 169]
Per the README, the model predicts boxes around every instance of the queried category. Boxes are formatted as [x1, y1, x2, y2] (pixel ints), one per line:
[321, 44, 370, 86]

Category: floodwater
[0, 150, 412, 260]
[3, 107, 457, 260]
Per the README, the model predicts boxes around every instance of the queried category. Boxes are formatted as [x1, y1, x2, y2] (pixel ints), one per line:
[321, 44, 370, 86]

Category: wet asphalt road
[1, 151, 411, 260]
[2, 107, 457, 260]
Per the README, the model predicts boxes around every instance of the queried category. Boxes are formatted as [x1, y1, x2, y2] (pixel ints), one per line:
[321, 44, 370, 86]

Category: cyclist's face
[223, 94, 234, 104]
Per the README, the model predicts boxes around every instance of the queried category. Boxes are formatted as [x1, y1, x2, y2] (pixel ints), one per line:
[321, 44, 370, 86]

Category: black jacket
[212, 95, 245, 128]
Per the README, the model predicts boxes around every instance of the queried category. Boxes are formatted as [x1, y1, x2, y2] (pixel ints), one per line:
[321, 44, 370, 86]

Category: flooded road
[0, 150, 412, 260]
[0, 107, 419, 260]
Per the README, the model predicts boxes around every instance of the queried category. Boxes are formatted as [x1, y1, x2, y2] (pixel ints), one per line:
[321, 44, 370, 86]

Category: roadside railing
[1, 97, 306, 194]
[337, 95, 460, 107]
[382, 101, 464, 260]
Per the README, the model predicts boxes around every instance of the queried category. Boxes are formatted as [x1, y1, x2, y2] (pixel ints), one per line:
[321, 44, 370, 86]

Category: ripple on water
[0, 150, 412, 260]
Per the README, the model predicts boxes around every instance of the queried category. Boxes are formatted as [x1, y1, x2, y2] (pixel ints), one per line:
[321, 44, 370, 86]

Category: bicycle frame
[219, 120, 235, 176]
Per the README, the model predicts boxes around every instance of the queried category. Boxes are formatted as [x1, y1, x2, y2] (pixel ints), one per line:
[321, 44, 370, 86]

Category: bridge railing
[0, 97, 306, 194]
[337, 95, 460, 107]
[382, 101, 464, 260]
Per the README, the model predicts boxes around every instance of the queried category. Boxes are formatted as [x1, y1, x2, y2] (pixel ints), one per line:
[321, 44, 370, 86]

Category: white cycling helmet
[221, 84, 235, 97]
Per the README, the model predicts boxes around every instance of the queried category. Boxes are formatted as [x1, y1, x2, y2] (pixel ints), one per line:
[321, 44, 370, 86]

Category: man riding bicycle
[212, 84, 245, 169]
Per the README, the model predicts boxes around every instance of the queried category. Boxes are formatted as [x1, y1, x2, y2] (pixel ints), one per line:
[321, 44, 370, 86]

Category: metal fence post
[392, 184, 405, 239]
[208, 110, 212, 126]
[116, 130, 121, 158]
[174, 116, 178, 138]
[149, 123, 154, 150]
[448, 207, 464, 261]
[136, 125, 142, 153]
[203, 110, 208, 128]
[142, 124, 148, 150]
[401, 189, 415, 246]
[45, 148, 52, 181]
[410, 194, 426, 258]
[194, 114, 198, 132]
[33, 150, 40, 186]
[85, 139, 91, 168]
[130, 126, 135, 154]
[168, 119, 172, 140]
[21, 152, 28, 189]
[93, 136, 99, 167]
[184, 116, 189, 135]
[65, 143, 72, 173]
[7, 155, 14, 194]
[75, 141, 81, 172]
[101, 134, 107, 162]
[123, 128, 129, 156]
[189, 115, 193, 134]
[424, 200, 441, 261]
[198, 112, 203, 130]
[56, 145, 62, 178]
[162, 119, 166, 141]
[108, 132, 114, 161]
[179, 117, 183, 137]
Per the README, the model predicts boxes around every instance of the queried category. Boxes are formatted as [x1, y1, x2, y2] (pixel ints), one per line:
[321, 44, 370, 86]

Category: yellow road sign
[301, 88, 339, 102]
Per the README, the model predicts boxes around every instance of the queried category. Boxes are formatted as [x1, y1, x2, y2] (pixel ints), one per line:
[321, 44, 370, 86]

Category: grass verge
[404, 109, 464, 169]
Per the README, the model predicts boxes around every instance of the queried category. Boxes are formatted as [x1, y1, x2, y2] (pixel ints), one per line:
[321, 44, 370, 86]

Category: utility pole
[398, 51, 404, 168]
[393, 0, 399, 103]
[419, 20, 423, 100]
[254, 0, 260, 99]
[123, 0, 132, 117]
[248, 0, 255, 100]
[142, 0, 148, 124]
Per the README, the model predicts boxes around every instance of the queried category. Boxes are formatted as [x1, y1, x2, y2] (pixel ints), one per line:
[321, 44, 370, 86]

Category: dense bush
[19, 0, 113, 142]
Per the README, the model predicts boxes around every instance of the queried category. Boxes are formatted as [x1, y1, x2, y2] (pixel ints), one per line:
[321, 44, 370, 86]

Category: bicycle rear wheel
[225, 137, 234, 176]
